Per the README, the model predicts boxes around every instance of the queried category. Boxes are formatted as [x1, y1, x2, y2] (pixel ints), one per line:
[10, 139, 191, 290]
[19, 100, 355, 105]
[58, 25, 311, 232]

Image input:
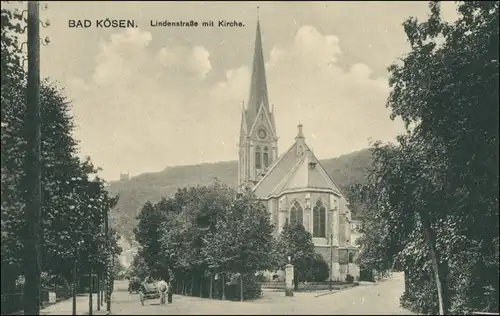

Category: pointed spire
[246, 10, 270, 128]
[296, 123, 305, 139]
[239, 101, 247, 141]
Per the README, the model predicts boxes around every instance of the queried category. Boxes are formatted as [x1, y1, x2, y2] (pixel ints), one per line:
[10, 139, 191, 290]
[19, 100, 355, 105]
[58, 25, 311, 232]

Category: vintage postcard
[1, 1, 498, 315]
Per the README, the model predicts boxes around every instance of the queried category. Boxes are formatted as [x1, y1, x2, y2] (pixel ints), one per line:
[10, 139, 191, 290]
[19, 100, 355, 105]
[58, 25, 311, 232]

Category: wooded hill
[106, 148, 373, 244]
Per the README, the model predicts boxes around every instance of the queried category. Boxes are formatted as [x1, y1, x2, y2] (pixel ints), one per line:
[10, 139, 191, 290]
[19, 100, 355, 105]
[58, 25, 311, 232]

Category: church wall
[345, 211, 352, 245]
[262, 192, 347, 282]
[338, 215, 346, 246]
[310, 192, 332, 242]
[276, 191, 344, 243]
[315, 245, 340, 281]
[282, 192, 307, 223]
[338, 197, 352, 246]
[314, 245, 339, 264]
[246, 143, 251, 183]
[277, 195, 288, 233]
[268, 198, 279, 234]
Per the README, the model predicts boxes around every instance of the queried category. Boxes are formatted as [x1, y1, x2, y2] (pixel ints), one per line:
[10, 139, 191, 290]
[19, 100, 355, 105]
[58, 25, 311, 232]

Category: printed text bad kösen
[69, 19, 138, 28]
[68, 19, 245, 28]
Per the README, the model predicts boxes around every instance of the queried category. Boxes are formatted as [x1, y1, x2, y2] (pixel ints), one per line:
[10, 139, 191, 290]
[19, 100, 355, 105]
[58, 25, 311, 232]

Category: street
[104, 272, 412, 315]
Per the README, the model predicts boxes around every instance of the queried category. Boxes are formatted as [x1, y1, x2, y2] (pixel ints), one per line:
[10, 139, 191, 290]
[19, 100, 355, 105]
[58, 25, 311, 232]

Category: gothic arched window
[263, 146, 269, 168]
[255, 146, 262, 169]
[313, 199, 326, 237]
[289, 200, 303, 226]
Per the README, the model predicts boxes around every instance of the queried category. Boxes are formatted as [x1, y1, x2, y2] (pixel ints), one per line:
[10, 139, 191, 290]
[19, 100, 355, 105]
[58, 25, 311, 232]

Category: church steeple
[246, 11, 271, 128]
[238, 12, 279, 193]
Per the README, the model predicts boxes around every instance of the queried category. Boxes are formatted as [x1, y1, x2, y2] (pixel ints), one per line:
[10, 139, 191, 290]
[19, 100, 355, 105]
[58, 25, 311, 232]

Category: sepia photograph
[1, 1, 498, 315]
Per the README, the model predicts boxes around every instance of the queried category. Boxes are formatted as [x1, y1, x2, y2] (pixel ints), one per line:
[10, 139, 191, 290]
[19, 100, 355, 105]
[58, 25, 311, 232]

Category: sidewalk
[39, 294, 108, 315]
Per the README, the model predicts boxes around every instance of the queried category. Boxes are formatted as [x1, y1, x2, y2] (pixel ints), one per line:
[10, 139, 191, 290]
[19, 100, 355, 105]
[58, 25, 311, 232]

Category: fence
[1, 293, 24, 315]
[166, 273, 263, 302]
[1, 285, 72, 315]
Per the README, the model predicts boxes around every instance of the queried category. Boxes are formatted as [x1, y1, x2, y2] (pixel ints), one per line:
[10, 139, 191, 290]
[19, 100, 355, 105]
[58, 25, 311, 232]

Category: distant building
[120, 173, 130, 181]
[350, 215, 364, 247]
[237, 17, 359, 282]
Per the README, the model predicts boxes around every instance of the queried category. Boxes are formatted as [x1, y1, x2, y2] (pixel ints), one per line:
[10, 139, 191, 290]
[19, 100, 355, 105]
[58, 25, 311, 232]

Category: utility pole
[23, 1, 42, 314]
[329, 234, 333, 291]
[104, 208, 111, 312]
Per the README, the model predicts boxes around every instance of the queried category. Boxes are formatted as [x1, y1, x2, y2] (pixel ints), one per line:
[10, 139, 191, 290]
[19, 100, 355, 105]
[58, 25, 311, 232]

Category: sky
[12, 1, 459, 181]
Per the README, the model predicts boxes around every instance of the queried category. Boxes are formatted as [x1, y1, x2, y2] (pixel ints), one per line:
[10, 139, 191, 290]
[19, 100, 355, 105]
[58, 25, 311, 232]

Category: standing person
[167, 278, 173, 304]
[139, 278, 146, 306]
[157, 277, 168, 306]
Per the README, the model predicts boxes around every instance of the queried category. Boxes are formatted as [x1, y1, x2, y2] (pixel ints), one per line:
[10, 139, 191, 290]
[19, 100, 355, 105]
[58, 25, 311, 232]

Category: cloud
[92, 29, 153, 86]
[67, 26, 403, 180]
[258, 26, 398, 155]
[157, 45, 212, 79]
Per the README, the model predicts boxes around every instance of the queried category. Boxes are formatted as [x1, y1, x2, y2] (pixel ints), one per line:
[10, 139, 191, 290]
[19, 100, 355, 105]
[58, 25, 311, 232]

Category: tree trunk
[53, 277, 57, 298]
[404, 269, 410, 293]
[420, 214, 449, 315]
[209, 274, 213, 299]
[72, 260, 77, 315]
[96, 273, 100, 311]
[200, 277, 203, 298]
[89, 267, 93, 316]
[240, 275, 243, 302]
[221, 274, 226, 300]
[100, 277, 104, 306]
[190, 275, 194, 296]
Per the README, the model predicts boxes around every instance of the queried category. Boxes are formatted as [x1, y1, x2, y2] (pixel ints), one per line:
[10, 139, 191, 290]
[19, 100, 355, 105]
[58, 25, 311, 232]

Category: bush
[309, 255, 330, 282]
[359, 264, 375, 282]
[224, 273, 262, 301]
[346, 274, 354, 284]
[400, 278, 438, 315]
[255, 272, 268, 283]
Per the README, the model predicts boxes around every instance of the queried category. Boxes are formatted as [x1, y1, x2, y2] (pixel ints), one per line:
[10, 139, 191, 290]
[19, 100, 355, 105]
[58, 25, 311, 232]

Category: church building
[237, 18, 359, 282]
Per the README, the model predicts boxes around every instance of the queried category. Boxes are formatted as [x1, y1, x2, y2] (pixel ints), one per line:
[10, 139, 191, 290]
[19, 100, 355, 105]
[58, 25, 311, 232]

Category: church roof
[252, 125, 344, 199]
[244, 19, 276, 133]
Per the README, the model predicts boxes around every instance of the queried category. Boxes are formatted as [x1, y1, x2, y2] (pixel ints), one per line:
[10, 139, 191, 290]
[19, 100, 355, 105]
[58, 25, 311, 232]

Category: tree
[274, 219, 317, 289]
[308, 254, 330, 282]
[159, 183, 237, 282]
[1, 7, 29, 290]
[133, 200, 168, 278]
[349, 182, 395, 276]
[112, 256, 126, 279]
[128, 252, 150, 280]
[133, 182, 274, 300]
[357, 1, 499, 314]
[202, 191, 275, 275]
[1, 7, 122, 308]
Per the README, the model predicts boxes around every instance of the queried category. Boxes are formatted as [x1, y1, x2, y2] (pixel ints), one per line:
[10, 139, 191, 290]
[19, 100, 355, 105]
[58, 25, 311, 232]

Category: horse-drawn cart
[139, 279, 160, 306]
